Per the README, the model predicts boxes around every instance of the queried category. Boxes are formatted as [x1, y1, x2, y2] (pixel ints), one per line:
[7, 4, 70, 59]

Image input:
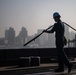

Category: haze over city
[0, 0, 76, 38]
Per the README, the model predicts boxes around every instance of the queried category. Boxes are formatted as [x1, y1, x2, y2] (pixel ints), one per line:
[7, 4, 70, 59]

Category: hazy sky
[0, 0, 76, 37]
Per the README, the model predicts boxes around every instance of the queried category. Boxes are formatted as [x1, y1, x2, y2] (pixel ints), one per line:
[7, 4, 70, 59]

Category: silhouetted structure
[37, 29, 48, 47]
[0, 25, 75, 48]
[15, 27, 28, 47]
[68, 34, 76, 47]
[19, 27, 28, 44]
[5, 27, 15, 46]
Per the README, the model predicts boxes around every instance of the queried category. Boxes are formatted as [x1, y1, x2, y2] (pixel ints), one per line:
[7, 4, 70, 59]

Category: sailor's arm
[43, 24, 56, 33]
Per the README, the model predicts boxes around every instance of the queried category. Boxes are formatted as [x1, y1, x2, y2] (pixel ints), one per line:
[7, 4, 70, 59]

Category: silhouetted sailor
[43, 12, 73, 73]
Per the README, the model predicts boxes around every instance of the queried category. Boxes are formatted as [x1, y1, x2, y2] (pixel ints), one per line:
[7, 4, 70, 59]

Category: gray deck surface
[0, 63, 76, 75]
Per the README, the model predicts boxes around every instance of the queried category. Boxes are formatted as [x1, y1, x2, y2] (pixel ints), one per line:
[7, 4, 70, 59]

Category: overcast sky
[0, 0, 76, 37]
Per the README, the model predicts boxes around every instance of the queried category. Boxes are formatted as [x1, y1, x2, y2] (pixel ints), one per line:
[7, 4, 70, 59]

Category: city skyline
[0, 25, 75, 39]
[0, 0, 76, 38]
[0, 26, 76, 48]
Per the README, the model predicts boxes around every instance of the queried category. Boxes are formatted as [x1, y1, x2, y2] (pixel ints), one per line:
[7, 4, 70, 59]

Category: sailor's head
[53, 12, 61, 22]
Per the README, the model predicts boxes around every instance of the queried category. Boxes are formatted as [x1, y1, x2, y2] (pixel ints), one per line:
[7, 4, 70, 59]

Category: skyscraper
[5, 27, 15, 46]
[37, 29, 48, 47]
[19, 27, 28, 44]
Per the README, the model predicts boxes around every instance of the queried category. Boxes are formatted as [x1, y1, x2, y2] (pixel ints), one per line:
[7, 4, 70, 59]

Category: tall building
[68, 31, 76, 47]
[5, 27, 15, 46]
[16, 27, 28, 47]
[19, 27, 28, 44]
[69, 31, 75, 40]
[47, 33, 55, 48]
[37, 29, 48, 47]
[64, 25, 69, 40]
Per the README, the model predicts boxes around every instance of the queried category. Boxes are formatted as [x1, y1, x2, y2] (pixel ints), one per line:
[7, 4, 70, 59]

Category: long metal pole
[23, 25, 54, 46]
[23, 22, 76, 46]
[63, 22, 76, 31]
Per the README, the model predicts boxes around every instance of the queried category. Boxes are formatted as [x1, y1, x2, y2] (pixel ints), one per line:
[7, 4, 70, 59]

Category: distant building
[0, 38, 5, 48]
[69, 31, 75, 40]
[15, 27, 28, 47]
[68, 33, 76, 47]
[5, 27, 15, 46]
[37, 29, 48, 47]
[47, 33, 55, 48]
[64, 25, 70, 47]
[64, 25, 69, 40]
[27, 35, 35, 47]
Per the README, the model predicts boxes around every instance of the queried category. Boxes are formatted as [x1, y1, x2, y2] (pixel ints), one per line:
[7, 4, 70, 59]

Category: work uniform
[49, 20, 69, 69]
